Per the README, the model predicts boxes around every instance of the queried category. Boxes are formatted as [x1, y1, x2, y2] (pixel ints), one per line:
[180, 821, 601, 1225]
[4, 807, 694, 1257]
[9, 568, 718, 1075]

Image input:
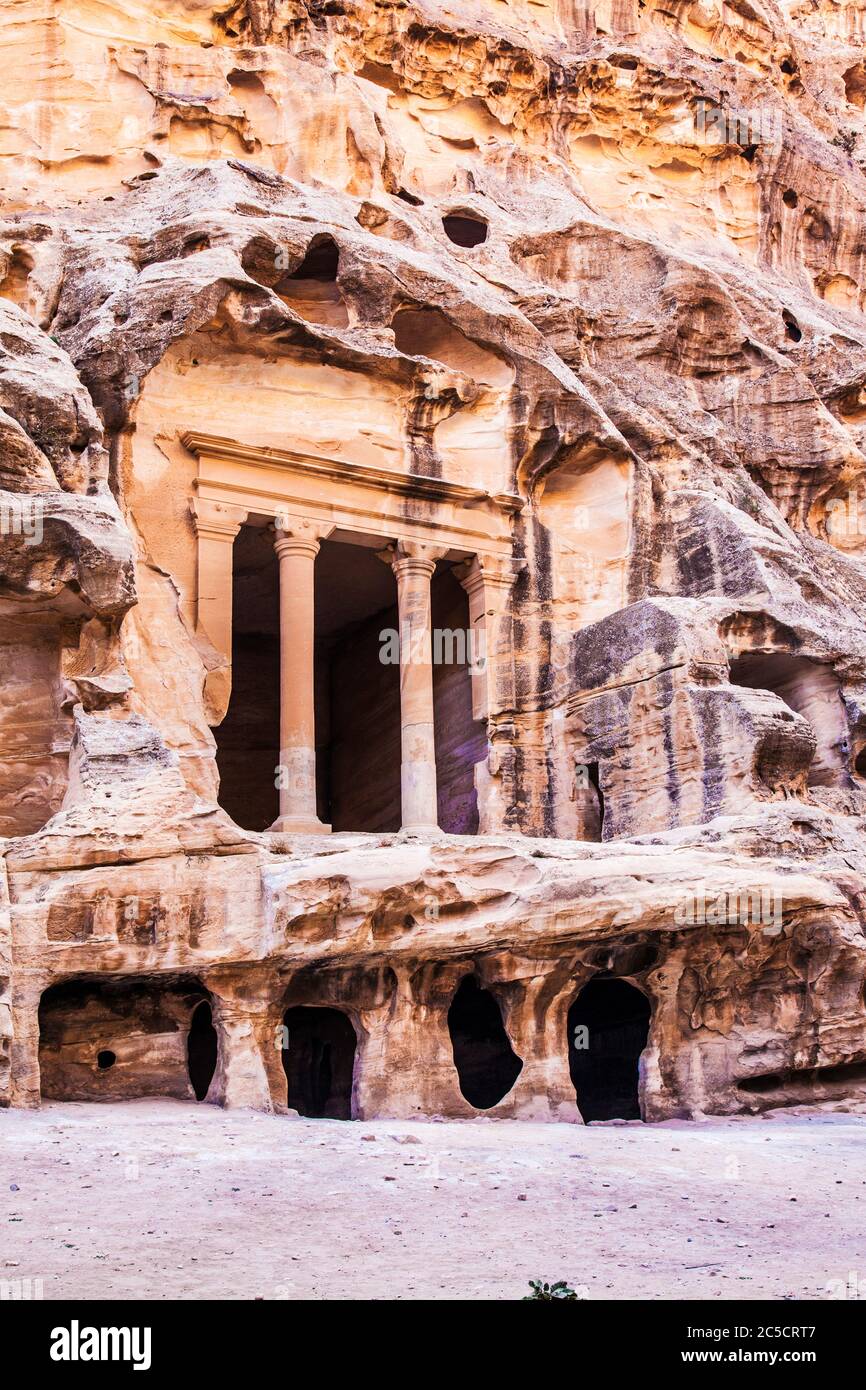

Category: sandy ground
[1, 1100, 864, 1301]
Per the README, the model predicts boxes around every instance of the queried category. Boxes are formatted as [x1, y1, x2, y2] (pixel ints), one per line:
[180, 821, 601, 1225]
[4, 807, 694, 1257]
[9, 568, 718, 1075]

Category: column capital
[190, 496, 248, 541]
[378, 538, 448, 580]
[272, 515, 335, 559]
[454, 553, 525, 605]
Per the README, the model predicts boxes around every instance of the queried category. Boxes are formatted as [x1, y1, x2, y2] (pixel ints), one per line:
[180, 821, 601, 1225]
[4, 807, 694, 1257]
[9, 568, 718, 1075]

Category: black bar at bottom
[0, 1296, 857, 1375]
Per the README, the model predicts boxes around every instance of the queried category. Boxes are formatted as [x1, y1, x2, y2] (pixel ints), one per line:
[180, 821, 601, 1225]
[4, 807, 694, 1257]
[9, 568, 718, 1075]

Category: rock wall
[2, 0, 866, 1121]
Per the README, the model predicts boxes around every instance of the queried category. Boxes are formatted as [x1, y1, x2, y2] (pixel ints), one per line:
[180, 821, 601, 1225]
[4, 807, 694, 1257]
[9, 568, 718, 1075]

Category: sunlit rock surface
[2, 0, 866, 1121]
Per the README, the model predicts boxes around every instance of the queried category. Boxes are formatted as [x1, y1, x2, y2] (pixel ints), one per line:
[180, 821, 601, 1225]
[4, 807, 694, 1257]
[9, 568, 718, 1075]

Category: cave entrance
[215, 527, 484, 833]
[727, 652, 849, 786]
[567, 977, 650, 1122]
[187, 1000, 218, 1101]
[447, 975, 523, 1109]
[282, 1006, 357, 1119]
[38, 977, 214, 1103]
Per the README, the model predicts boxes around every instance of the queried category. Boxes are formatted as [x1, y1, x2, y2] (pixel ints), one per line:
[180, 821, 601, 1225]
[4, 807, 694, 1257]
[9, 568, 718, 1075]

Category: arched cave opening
[447, 975, 523, 1109]
[567, 977, 650, 1122]
[282, 1006, 357, 1119]
[215, 528, 484, 833]
[187, 1000, 218, 1101]
[442, 213, 488, 247]
[727, 651, 850, 786]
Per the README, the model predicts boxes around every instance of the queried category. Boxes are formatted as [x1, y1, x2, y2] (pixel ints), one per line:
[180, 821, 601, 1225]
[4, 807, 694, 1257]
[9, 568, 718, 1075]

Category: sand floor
[1, 1100, 864, 1300]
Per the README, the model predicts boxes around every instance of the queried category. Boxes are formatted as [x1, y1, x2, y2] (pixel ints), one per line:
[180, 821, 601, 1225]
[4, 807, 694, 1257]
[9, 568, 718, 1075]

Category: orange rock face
[2, 0, 866, 1123]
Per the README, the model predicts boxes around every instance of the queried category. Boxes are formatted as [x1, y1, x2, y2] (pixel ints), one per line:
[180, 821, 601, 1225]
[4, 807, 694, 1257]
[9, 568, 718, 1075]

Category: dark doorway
[187, 1001, 218, 1101]
[447, 975, 523, 1109]
[583, 761, 604, 841]
[316, 539, 402, 833]
[282, 1006, 356, 1119]
[215, 522, 280, 830]
[567, 977, 650, 1121]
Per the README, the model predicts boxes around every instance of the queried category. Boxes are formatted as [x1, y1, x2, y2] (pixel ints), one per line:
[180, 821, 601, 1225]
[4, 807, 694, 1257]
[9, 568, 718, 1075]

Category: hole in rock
[727, 652, 849, 786]
[281, 235, 346, 326]
[782, 189, 798, 209]
[442, 213, 488, 247]
[97, 1050, 116, 1071]
[844, 62, 866, 109]
[187, 1001, 218, 1101]
[289, 235, 339, 281]
[855, 747, 866, 777]
[567, 977, 650, 1122]
[215, 529, 484, 832]
[0, 246, 35, 311]
[447, 976, 523, 1109]
[782, 310, 802, 342]
[282, 1007, 356, 1119]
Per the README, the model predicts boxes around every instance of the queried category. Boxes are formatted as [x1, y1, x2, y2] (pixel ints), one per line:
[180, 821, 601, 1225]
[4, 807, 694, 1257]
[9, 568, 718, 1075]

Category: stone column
[206, 987, 275, 1112]
[272, 516, 334, 834]
[190, 497, 248, 724]
[454, 553, 525, 833]
[9, 984, 43, 1109]
[383, 540, 446, 832]
[454, 553, 524, 721]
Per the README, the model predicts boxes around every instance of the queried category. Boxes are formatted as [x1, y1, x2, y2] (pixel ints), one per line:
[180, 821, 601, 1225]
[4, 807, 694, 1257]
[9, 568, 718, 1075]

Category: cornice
[181, 432, 524, 515]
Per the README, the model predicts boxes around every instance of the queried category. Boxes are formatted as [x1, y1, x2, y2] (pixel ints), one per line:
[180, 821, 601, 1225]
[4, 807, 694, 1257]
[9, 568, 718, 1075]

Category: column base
[268, 816, 332, 835]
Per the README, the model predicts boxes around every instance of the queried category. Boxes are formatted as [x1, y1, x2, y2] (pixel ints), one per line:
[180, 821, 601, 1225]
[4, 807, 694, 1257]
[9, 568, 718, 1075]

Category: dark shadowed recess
[447, 975, 523, 1108]
[567, 977, 650, 1121]
[187, 1000, 218, 1101]
[282, 1006, 357, 1119]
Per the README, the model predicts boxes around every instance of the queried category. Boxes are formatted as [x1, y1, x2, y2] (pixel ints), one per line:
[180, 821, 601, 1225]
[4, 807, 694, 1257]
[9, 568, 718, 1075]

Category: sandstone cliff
[2, 0, 866, 1122]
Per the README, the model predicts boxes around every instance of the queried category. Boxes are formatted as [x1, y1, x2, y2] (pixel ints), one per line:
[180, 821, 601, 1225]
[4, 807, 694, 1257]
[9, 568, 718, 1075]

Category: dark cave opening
[187, 1000, 218, 1102]
[447, 975, 523, 1109]
[567, 977, 650, 1122]
[442, 213, 488, 247]
[282, 1006, 357, 1119]
[782, 310, 802, 342]
[288, 234, 339, 281]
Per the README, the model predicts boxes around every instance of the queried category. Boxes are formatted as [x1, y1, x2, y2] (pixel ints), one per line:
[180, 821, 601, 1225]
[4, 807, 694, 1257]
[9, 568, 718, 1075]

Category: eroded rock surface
[2, 0, 866, 1122]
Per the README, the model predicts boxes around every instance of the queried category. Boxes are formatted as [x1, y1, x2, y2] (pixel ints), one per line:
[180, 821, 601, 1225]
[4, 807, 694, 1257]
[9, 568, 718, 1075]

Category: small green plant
[523, 1279, 580, 1300]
